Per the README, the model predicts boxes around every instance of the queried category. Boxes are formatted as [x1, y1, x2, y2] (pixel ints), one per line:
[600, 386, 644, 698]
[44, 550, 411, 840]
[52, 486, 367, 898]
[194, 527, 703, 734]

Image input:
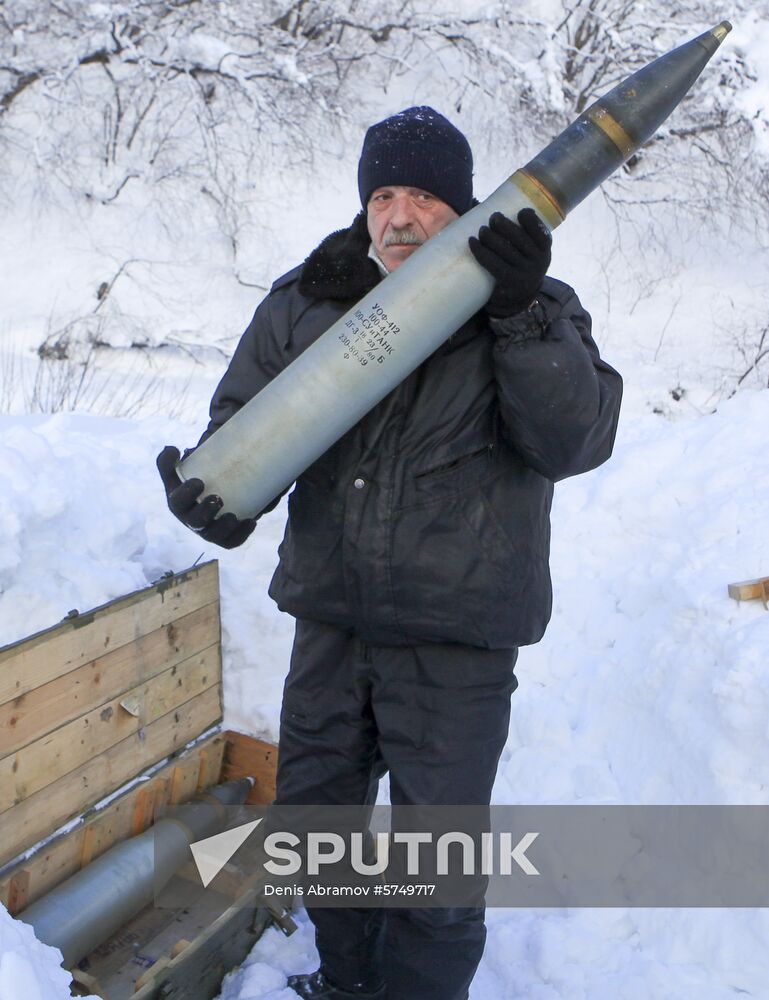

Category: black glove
[468, 208, 552, 318]
[156, 445, 256, 549]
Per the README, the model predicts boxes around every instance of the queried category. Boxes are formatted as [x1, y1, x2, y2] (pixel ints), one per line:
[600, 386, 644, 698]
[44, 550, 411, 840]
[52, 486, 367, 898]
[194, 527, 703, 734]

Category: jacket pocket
[279, 685, 323, 737]
[389, 484, 515, 644]
[412, 444, 496, 500]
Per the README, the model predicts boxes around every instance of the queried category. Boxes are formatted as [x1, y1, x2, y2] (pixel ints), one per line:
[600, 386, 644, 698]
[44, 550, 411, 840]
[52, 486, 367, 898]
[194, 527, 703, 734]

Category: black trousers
[275, 619, 518, 1000]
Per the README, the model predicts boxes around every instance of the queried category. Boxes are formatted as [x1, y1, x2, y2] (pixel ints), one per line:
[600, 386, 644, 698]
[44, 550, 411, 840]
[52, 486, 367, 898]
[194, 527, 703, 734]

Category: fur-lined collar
[298, 212, 381, 301]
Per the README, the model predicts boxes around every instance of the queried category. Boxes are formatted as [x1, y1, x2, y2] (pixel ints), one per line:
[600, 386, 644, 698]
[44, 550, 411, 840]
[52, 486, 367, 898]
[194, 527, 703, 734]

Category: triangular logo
[190, 818, 263, 887]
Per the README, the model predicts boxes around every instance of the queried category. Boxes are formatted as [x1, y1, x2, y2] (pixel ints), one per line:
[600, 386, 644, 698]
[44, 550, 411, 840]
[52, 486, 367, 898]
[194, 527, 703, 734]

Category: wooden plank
[80, 826, 99, 869]
[70, 968, 106, 997]
[170, 939, 192, 959]
[0, 735, 226, 912]
[0, 686, 223, 867]
[5, 869, 29, 915]
[80, 894, 193, 996]
[169, 756, 203, 805]
[0, 602, 220, 758]
[728, 576, 769, 604]
[131, 787, 156, 837]
[0, 646, 221, 811]
[220, 732, 278, 806]
[152, 777, 172, 822]
[198, 744, 226, 792]
[196, 749, 212, 792]
[134, 957, 171, 993]
[0, 561, 219, 708]
[131, 879, 281, 1000]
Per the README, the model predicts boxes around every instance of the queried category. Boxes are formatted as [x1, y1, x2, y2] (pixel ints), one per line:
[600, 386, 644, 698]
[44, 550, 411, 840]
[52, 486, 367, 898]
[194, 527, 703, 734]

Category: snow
[169, 34, 238, 72]
[730, 13, 769, 155]
[0, 904, 98, 1000]
[2, 4, 769, 998]
[217, 909, 769, 999]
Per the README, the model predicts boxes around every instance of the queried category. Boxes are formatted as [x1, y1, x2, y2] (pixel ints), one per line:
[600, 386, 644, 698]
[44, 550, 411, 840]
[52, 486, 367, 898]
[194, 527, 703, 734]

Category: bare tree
[0, 0, 766, 393]
[2, 0, 763, 228]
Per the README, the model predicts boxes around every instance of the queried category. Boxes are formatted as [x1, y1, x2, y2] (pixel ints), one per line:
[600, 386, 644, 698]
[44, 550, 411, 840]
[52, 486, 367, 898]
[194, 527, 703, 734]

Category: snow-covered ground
[1, 386, 768, 998]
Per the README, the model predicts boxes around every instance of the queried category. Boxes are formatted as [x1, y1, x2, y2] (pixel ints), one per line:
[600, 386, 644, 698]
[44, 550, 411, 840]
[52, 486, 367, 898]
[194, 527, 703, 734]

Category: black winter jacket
[203, 213, 623, 649]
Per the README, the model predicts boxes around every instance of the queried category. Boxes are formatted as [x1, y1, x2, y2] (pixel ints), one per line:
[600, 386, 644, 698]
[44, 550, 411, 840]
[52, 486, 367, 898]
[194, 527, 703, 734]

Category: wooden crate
[0, 561, 224, 872]
[727, 575, 769, 605]
[0, 562, 286, 998]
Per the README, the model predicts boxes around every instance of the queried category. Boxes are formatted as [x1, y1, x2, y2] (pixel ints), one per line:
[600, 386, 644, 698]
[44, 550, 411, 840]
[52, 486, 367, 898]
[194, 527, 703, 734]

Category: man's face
[366, 186, 459, 272]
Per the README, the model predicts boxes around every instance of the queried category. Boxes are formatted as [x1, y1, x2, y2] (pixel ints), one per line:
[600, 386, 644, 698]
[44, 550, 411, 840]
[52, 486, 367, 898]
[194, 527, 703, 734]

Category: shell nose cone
[695, 20, 733, 56]
[711, 21, 733, 42]
[519, 20, 734, 222]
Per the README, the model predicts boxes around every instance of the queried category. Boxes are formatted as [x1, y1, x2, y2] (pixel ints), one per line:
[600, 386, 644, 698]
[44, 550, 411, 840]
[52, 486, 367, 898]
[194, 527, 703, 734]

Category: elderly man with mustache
[158, 106, 622, 1000]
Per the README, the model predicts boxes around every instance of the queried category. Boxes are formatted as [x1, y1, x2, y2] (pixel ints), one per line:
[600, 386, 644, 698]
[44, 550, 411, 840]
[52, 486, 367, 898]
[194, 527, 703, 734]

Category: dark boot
[287, 969, 385, 999]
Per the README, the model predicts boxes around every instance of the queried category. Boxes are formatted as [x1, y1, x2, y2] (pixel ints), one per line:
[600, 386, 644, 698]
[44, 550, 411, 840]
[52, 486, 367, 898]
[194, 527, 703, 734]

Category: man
[158, 107, 622, 999]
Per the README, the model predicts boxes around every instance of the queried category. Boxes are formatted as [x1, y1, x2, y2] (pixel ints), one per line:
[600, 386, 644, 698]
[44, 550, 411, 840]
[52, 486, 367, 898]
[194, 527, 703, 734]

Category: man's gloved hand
[156, 445, 256, 549]
[468, 208, 552, 318]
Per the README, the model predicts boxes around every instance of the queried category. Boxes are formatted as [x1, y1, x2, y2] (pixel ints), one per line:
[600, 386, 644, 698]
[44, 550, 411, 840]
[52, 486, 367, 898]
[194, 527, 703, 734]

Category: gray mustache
[383, 229, 424, 247]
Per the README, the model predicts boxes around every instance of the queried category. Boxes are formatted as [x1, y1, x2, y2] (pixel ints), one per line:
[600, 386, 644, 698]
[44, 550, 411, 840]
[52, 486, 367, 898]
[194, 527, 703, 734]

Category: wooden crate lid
[0, 562, 223, 868]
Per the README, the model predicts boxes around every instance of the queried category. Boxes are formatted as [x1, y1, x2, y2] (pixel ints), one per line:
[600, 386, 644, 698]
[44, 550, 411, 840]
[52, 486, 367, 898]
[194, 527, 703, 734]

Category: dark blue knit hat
[358, 106, 473, 216]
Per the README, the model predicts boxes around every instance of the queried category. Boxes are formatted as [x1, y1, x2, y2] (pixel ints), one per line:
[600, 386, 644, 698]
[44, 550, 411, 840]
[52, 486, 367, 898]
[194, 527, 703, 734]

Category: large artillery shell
[179, 23, 731, 519]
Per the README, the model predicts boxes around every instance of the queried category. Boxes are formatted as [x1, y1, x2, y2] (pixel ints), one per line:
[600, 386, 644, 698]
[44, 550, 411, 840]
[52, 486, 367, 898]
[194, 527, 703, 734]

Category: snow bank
[0, 903, 97, 1000]
[514, 390, 769, 806]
